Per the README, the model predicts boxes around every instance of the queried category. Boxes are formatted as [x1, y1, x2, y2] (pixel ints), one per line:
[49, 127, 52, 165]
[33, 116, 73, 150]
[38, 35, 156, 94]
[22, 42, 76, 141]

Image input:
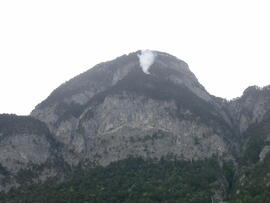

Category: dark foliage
[241, 111, 270, 164]
[231, 155, 270, 203]
[0, 158, 227, 203]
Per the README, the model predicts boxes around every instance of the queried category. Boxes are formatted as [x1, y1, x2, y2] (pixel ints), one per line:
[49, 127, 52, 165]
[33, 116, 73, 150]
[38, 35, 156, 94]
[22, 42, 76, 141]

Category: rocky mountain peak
[242, 85, 261, 96]
[32, 50, 211, 117]
[29, 50, 232, 166]
[228, 84, 270, 133]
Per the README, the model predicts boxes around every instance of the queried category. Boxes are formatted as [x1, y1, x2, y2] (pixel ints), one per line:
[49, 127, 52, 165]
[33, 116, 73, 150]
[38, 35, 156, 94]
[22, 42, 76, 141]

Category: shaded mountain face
[0, 115, 53, 171]
[0, 114, 66, 191]
[31, 51, 234, 166]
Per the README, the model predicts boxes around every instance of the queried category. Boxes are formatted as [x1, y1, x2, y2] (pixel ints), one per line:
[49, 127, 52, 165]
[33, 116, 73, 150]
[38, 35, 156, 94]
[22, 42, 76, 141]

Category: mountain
[30, 50, 235, 166]
[1, 50, 270, 202]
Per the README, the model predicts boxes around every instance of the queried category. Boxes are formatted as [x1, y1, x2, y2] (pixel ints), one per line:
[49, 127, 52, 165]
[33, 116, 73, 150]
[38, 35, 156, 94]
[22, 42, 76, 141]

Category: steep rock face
[228, 85, 270, 134]
[70, 94, 229, 166]
[0, 114, 61, 191]
[31, 50, 235, 165]
[0, 115, 55, 170]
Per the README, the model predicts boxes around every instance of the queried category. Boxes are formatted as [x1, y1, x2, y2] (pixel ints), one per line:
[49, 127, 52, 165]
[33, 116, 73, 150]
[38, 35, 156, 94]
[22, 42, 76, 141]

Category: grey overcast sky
[1, 0, 270, 115]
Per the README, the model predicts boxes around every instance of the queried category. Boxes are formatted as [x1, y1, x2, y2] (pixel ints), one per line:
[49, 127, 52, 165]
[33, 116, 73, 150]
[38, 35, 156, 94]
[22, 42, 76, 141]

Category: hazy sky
[1, 0, 270, 115]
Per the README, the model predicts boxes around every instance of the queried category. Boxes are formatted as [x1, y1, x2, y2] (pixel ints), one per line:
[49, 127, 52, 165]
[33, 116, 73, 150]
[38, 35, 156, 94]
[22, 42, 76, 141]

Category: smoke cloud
[137, 50, 156, 74]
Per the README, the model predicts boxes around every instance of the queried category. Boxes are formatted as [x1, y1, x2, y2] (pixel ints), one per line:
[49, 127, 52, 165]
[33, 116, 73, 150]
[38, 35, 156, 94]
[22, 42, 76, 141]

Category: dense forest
[0, 156, 269, 203]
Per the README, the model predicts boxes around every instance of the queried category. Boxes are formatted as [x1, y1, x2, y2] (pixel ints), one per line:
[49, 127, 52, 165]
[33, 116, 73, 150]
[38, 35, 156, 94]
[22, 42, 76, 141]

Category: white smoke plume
[137, 50, 156, 74]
